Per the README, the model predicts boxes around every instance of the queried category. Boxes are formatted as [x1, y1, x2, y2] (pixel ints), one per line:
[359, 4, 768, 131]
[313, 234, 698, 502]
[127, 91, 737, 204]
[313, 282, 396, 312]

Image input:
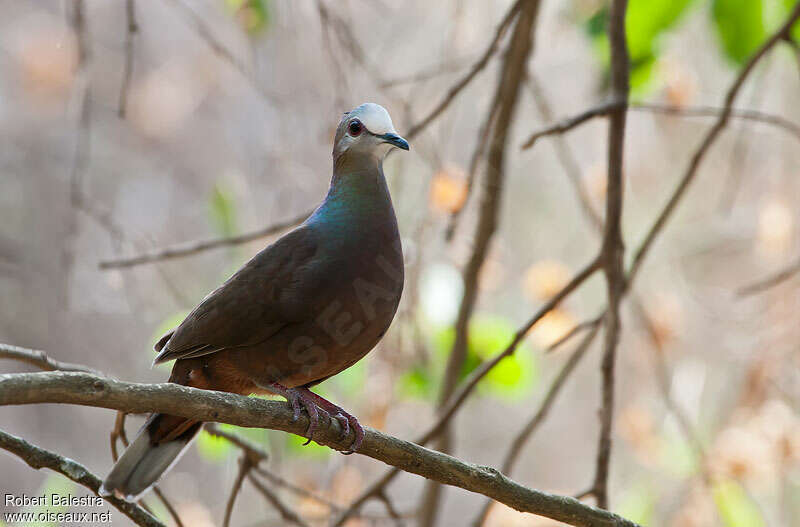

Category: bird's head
[333, 103, 410, 162]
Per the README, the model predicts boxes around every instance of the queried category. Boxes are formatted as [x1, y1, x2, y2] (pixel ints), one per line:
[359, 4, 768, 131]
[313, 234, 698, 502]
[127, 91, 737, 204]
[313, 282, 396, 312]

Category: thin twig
[405, 0, 524, 139]
[151, 487, 185, 527]
[164, 0, 279, 104]
[471, 323, 602, 526]
[0, 429, 164, 527]
[631, 103, 800, 141]
[98, 210, 311, 269]
[0, 371, 641, 527]
[205, 423, 268, 463]
[521, 101, 619, 149]
[545, 316, 603, 353]
[118, 0, 137, 118]
[379, 58, 473, 88]
[525, 73, 604, 231]
[252, 466, 340, 511]
[0, 343, 103, 375]
[590, 0, 629, 510]
[629, 297, 708, 480]
[224, 455, 253, 527]
[736, 256, 800, 296]
[627, 2, 800, 284]
[521, 102, 800, 151]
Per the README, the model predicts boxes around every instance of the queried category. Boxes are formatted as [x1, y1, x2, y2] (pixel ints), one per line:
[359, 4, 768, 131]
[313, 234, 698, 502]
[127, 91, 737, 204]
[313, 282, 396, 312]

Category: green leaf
[208, 183, 237, 237]
[626, 0, 695, 62]
[712, 0, 766, 64]
[713, 480, 765, 527]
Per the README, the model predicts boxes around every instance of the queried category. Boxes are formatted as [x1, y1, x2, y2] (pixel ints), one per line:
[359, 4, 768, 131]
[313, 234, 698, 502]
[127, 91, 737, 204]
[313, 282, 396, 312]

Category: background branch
[98, 210, 311, 269]
[591, 0, 630, 509]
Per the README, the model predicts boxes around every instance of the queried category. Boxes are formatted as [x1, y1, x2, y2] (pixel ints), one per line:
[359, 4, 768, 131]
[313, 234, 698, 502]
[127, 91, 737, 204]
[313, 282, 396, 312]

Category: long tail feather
[100, 414, 201, 500]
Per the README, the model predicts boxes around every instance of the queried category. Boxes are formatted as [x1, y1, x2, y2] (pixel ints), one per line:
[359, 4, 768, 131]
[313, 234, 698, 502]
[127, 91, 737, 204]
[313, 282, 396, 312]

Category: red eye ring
[348, 119, 363, 136]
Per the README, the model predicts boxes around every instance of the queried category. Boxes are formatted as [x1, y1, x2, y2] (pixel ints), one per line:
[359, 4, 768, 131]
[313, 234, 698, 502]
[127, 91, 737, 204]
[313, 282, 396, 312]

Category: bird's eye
[348, 120, 363, 136]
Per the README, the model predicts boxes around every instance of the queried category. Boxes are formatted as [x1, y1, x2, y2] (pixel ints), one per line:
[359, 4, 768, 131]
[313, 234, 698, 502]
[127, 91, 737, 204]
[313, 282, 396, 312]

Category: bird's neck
[321, 153, 393, 217]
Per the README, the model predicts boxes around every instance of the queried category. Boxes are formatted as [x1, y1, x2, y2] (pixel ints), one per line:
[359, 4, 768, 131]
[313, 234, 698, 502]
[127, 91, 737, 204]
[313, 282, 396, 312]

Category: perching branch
[98, 210, 311, 269]
[0, 429, 164, 527]
[0, 371, 641, 527]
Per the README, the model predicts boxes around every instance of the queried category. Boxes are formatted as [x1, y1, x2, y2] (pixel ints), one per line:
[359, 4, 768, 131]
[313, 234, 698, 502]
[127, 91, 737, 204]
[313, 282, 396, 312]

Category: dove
[101, 103, 408, 500]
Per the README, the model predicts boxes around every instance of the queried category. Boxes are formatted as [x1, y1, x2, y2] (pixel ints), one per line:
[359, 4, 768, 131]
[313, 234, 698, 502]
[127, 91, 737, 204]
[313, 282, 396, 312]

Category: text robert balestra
[4, 493, 105, 507]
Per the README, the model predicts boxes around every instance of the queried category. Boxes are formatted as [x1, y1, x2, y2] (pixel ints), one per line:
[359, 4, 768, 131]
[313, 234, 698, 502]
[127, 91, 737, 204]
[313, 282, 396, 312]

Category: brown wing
[152, 225, 322, 365]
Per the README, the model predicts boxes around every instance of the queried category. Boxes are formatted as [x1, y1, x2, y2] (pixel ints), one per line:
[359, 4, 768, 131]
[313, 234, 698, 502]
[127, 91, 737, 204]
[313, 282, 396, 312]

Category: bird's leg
[263, 382, 320, 445]
[262, 383, 364, 453]
[292, 388, 365, 454]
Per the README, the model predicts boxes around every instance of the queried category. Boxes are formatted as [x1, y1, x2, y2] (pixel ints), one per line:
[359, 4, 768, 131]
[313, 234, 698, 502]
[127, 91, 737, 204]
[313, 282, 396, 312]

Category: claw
[333, 412, 350, 439]
[265, 383, 363, 453]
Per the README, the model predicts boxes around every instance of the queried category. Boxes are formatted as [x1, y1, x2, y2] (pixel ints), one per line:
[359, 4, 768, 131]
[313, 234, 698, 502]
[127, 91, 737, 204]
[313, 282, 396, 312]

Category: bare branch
[471, 323, 602, 526]
[0, 343, 103, 375]
[589, 0, 631, 510]
[522, 101, 800, 150]
[246, 473, 312, 527]
[0, 371, 640, 527]
[98, 210, 311, 269]
[545, 316, 603, 353]
[627, 2, 800, 283]
[0, 429, 164, 527]
[736, 256, 800, 296]
[521, 101, 618, 149]
[630, 103, 800, 141]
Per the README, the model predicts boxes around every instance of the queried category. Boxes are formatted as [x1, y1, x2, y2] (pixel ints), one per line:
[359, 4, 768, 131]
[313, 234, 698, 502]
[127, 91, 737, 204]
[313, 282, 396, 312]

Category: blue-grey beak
[380, 133, 410, 151]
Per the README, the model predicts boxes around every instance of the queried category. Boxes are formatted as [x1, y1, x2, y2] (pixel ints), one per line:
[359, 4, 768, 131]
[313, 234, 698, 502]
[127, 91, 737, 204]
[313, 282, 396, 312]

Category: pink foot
[267, 383, 364, 453]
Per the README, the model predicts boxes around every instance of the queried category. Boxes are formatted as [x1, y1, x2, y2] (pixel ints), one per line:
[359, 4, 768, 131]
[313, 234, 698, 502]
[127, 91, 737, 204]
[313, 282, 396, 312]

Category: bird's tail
[100, 413, 201, 500]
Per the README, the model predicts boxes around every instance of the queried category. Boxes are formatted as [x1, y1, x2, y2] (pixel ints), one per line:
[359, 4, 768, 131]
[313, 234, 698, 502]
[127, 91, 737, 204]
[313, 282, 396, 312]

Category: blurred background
[1, 0, 799, 525]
